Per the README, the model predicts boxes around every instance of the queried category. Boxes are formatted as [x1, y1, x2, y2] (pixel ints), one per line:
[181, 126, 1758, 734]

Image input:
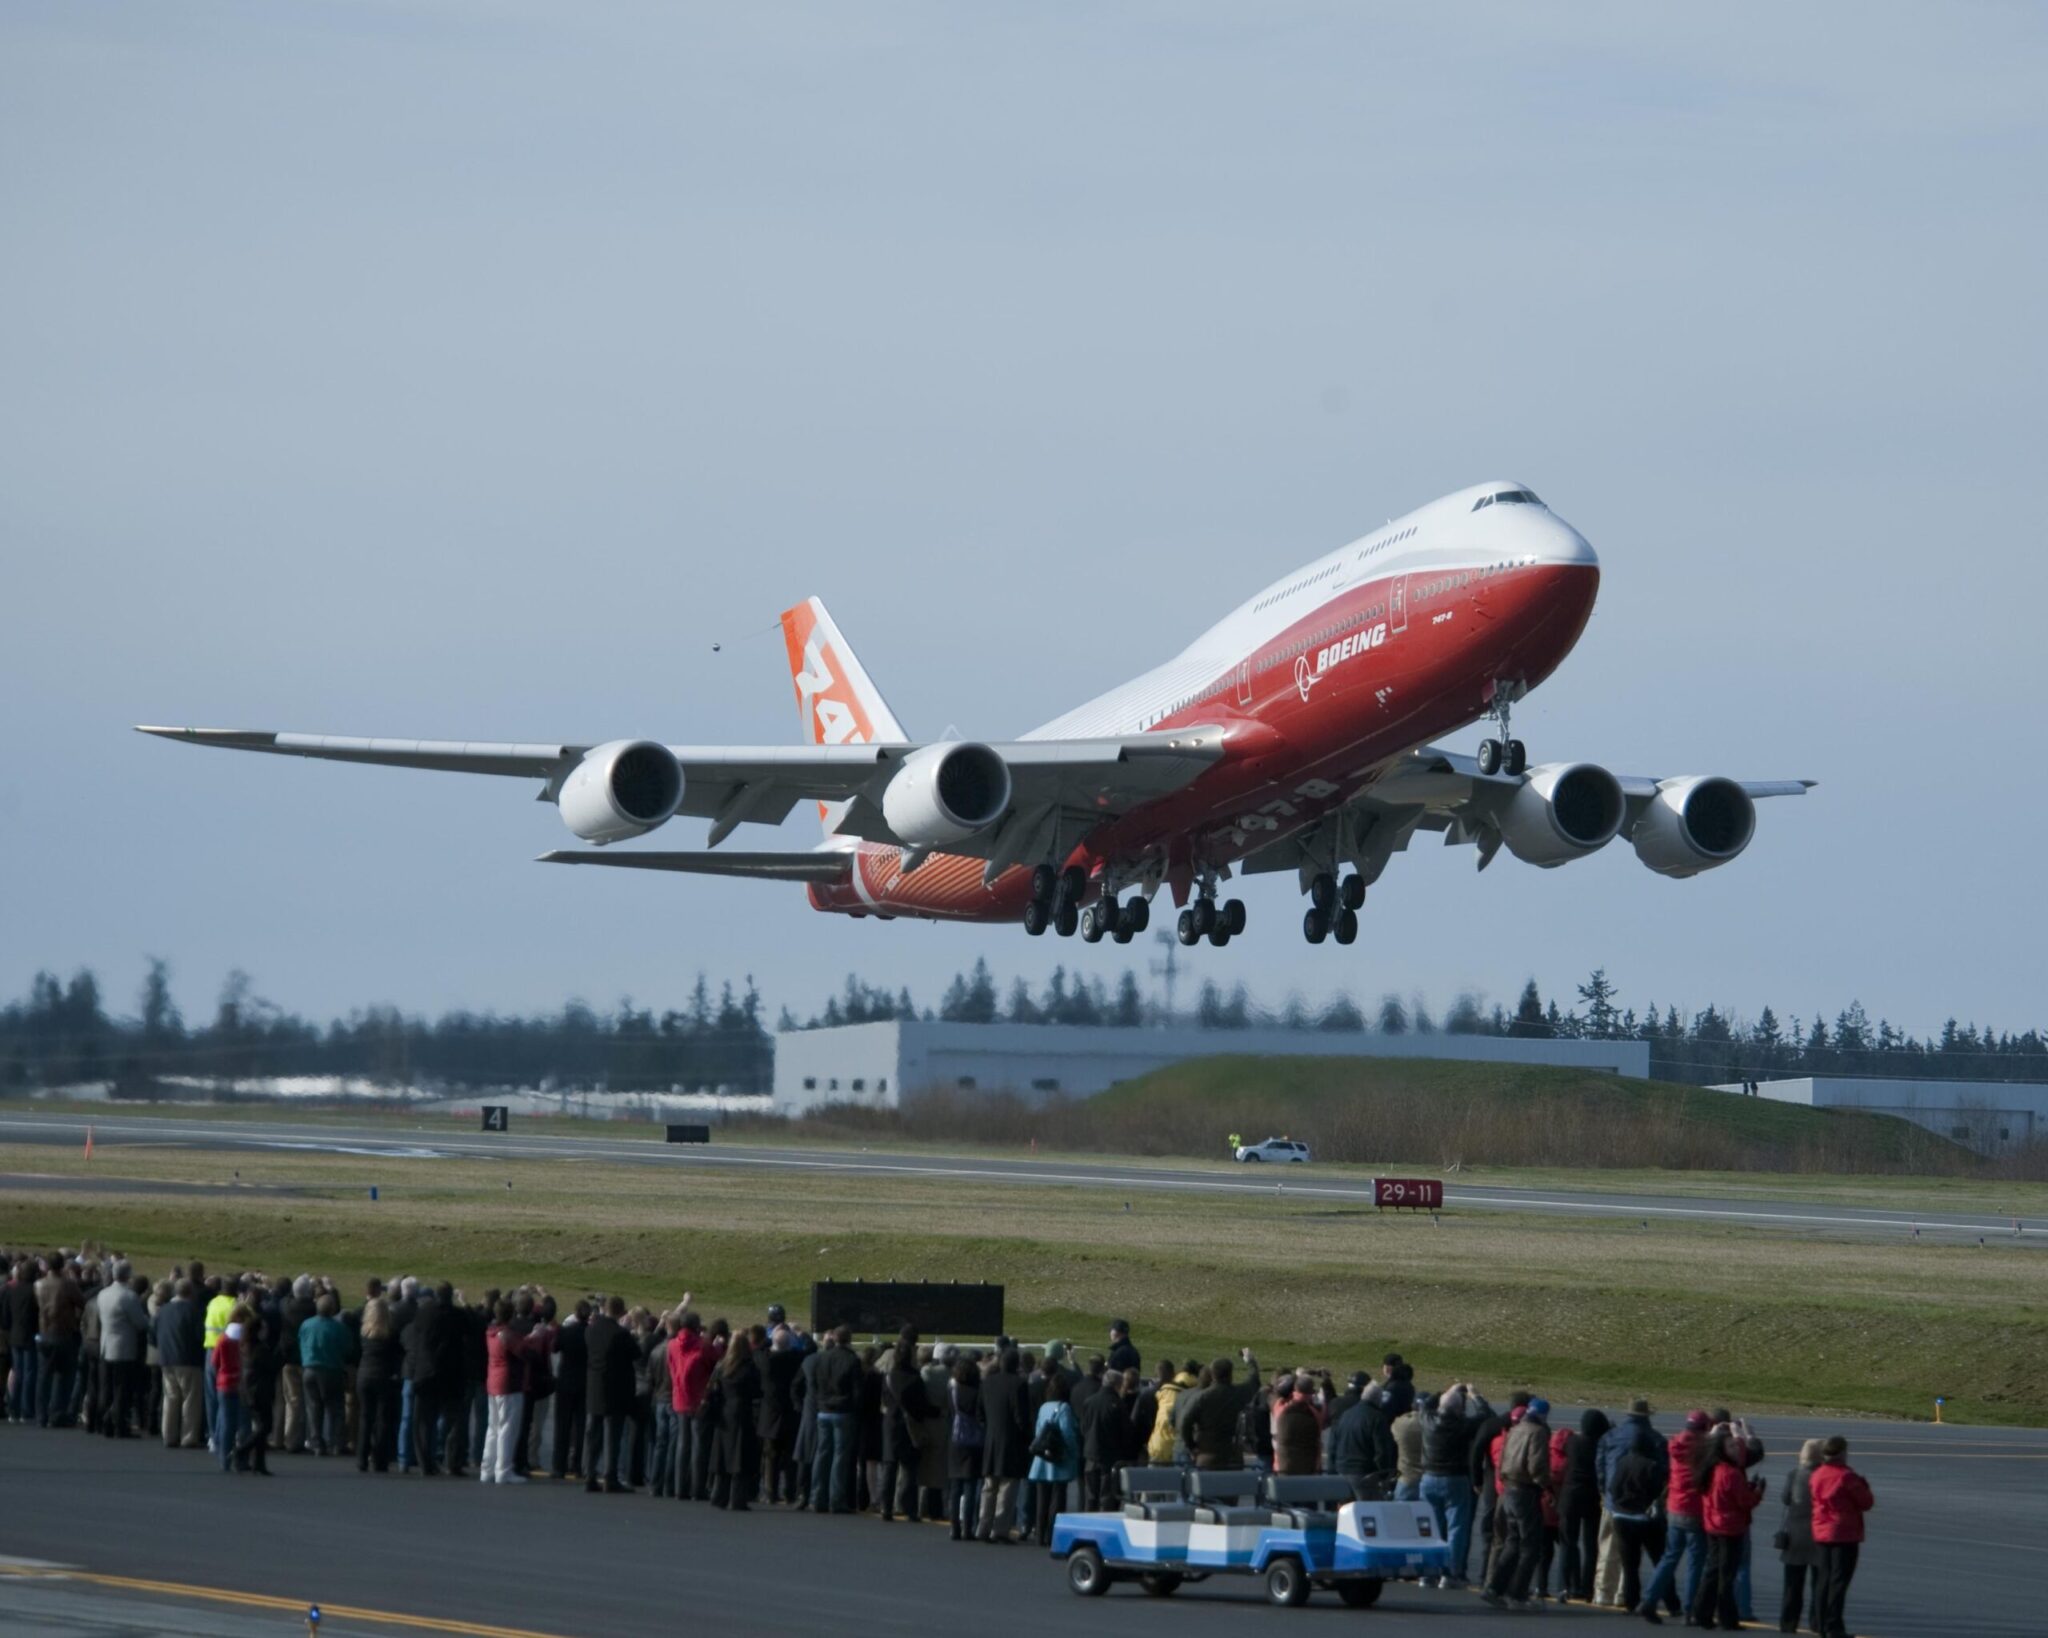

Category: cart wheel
[1067, 1545, 1110, 1598]
[1265, 1555, 1310, 1607]
[1138, 1572, 1183, 1597]
[1336, 1579, 1384, 1608]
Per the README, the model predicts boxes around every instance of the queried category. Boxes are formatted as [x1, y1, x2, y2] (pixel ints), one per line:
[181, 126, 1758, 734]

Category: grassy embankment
[1, 1132, 2042, 1427]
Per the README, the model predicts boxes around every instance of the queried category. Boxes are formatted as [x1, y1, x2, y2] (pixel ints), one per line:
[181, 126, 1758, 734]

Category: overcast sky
[5, 3, 2044, 1039]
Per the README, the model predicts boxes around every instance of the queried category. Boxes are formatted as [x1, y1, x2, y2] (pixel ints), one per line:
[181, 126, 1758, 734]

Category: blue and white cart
[1050, 1468, 1451, 1607]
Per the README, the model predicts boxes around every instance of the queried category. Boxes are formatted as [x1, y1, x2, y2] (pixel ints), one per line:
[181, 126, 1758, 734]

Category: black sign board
[665, 1124, 711, 1144]
[480, 1106, 509, 1133]
[810, 1281, 1005, 1339]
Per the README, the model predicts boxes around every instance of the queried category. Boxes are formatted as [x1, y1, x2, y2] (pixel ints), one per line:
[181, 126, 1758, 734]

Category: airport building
[1711, 1076, 2047, 1157]
[771, 1020, 1650, 1114]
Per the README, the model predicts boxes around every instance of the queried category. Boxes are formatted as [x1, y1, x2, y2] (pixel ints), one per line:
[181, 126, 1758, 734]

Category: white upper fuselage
[1025, 480, 1597, 741]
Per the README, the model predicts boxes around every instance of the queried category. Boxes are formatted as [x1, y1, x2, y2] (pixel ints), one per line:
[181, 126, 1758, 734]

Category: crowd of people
[2, 1245, 1874, 1635]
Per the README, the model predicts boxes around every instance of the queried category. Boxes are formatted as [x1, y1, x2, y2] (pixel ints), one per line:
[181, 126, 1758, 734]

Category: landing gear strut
[1305, 872, 1364, 944]
[1476, 680, 1527, 777]
[1176, 882, 1243, 948]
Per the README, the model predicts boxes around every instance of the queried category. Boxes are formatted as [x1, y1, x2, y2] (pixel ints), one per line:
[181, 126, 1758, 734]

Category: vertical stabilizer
[779, 597, 909, 835]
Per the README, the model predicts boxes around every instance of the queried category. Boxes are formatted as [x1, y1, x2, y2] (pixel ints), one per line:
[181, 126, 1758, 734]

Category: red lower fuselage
[808, 554, 1599, 922]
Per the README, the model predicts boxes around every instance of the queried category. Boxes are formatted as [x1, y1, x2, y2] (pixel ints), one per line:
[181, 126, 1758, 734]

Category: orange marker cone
[84, 1123, 94, 1162]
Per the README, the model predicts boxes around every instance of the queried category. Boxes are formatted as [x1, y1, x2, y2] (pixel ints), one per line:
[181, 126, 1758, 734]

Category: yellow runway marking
[0, 1566, 572, 1637]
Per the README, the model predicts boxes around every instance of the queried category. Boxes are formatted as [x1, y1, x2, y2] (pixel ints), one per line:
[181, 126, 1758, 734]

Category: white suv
[1233, 1137, 1311, 1164]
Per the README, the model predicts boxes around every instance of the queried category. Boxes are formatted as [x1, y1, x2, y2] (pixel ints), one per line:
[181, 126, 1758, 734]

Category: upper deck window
[1473, 488, 1542, 511]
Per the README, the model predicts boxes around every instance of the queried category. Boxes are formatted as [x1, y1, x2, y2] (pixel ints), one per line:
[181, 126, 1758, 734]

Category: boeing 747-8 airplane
[141, 481, 1810, 947]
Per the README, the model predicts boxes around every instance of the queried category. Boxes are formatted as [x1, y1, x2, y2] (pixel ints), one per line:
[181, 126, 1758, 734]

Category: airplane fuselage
[807, 480, 1599, 920]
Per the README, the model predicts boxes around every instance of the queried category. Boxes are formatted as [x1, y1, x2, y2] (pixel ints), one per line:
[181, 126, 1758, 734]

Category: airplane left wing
[134, 724, 1228, 862]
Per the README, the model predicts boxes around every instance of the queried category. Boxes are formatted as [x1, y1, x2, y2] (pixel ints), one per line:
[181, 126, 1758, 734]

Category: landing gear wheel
[1066, 1546, 1109, 1598]
[1477, 738, 1502, 776]
[1177, 908, 1199, 947]
[1505, 738, 1527, 776]
[1340, 873, 1365, 911]
[1309, 873, 1337, 912]
[1223, 898, 1247, 935]
[1058, 865, 1088, 906]
[1030, 863, 1058, 905]
[1193, 898, 1218, 937]
[1112, 912, 1135, 944]
[1054, 902, 1079, 938]
[1080, 903, 1107, 943]
[1336, 1579, 1383, 1608]
[1126, 896, 1150, 933]
[1138, 1572, 1183, 1597]
[1209, 925, 1231, 948]
[1022, 901, 1049, 937]
[1333, 907, 1358, 945]
[1303, 907, 1330, 945]
[1265, 1555, 1310, 1607]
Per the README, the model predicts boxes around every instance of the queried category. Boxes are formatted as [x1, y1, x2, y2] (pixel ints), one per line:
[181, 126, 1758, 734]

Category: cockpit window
[1473, 488, 1542, 511]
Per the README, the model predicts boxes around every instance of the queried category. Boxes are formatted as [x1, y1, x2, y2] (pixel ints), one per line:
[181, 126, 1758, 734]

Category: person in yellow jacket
[202, 1282, 236, 1451]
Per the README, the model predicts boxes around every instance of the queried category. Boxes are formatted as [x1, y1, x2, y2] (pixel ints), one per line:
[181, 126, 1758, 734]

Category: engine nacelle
[557, 739, 684, 844]
[881, 741, 1012, 847]
[1631, 776, 1755, 878]
[1498, 761, 1626, 868]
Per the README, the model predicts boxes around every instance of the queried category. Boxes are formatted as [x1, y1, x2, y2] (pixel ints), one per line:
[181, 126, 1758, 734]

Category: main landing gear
[1177, 889, 1246, 949]
[1476, 679, 1527, 777]
[1026, 864, 1150, 942]
[1302, 871, 1363, 945]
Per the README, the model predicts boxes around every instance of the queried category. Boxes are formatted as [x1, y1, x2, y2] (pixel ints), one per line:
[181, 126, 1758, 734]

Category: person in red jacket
[1808, 1436, 1874, 1638]
[211, 1303, 251, 1474]
[480, 1299, 535, 1484]
[668, 1309, 714, 1500]
[1691, 1430, 1765, 1631]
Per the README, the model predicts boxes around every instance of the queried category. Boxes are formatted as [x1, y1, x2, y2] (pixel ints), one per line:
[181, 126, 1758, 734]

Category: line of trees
[5, 959, 2042, 1096]
[0, 963, 772, 1095]
[785, 961, 2048, 1087]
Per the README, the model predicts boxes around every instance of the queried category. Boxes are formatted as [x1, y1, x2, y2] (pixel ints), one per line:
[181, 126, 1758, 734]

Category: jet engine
[1497, 761, 1626, 867]
[881, 741, 1012, 847]
[557, 740, 684, 844]
[1631, 776, 1756, 878]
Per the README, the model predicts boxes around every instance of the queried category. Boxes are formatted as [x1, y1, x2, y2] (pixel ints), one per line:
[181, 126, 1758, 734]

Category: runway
[0, 1416, 2036, 1637]
[0, 1109, 2037, 1243]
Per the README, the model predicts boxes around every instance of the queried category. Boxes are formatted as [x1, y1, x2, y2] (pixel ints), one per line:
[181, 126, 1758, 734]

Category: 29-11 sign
[1373, 1177, 1444, 1210]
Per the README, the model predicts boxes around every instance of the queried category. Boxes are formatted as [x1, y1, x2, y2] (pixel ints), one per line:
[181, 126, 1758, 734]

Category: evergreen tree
[1509, 980, 1550, 1039]
[1112, 970, 1144, 1028]
[1576, 969, 1620, 1040]
[1005, 977, 1041, 1024]
[1443, 992, 1487, 1035]
[1317, 994, 1365, 1031]
[1377, 995, 1409, 1035]
[964, 957, 998, 1024]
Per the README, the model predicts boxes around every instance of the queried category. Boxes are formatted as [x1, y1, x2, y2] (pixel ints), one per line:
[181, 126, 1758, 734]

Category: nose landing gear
[1476, 680, 1528, 776]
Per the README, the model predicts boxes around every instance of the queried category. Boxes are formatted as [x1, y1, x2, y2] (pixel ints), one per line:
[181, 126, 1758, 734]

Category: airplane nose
[1539, 518, 1598, 568]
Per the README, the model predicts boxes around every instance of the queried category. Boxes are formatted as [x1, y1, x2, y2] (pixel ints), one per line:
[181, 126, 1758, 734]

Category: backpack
[950, 1383, 983, 1449]
[1611, 1447, 1664, 1515]
[1146, 1380, 1184, 1463]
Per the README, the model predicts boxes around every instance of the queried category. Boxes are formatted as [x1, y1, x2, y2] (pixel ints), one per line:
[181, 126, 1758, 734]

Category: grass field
[3, 1135, 2042, 1428]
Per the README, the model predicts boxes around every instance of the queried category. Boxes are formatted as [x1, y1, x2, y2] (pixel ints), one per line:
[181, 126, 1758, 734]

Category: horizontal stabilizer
[537, 849, 852, 883]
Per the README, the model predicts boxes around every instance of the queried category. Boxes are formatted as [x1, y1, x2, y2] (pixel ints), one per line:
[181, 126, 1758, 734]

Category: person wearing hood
[1776, 1438, 1823, 1634]
[1558, 1407, 1611, 1602]
[1471, 1389, 1530, 1586]
[1419, 1382, 1489, 1585]
[1809, 1435, 1874, 1638]
[1692, 1428, 1766, 1631]
[1643, 1409, 1714, 1619]
[1482, 1397, 1555, 1610]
